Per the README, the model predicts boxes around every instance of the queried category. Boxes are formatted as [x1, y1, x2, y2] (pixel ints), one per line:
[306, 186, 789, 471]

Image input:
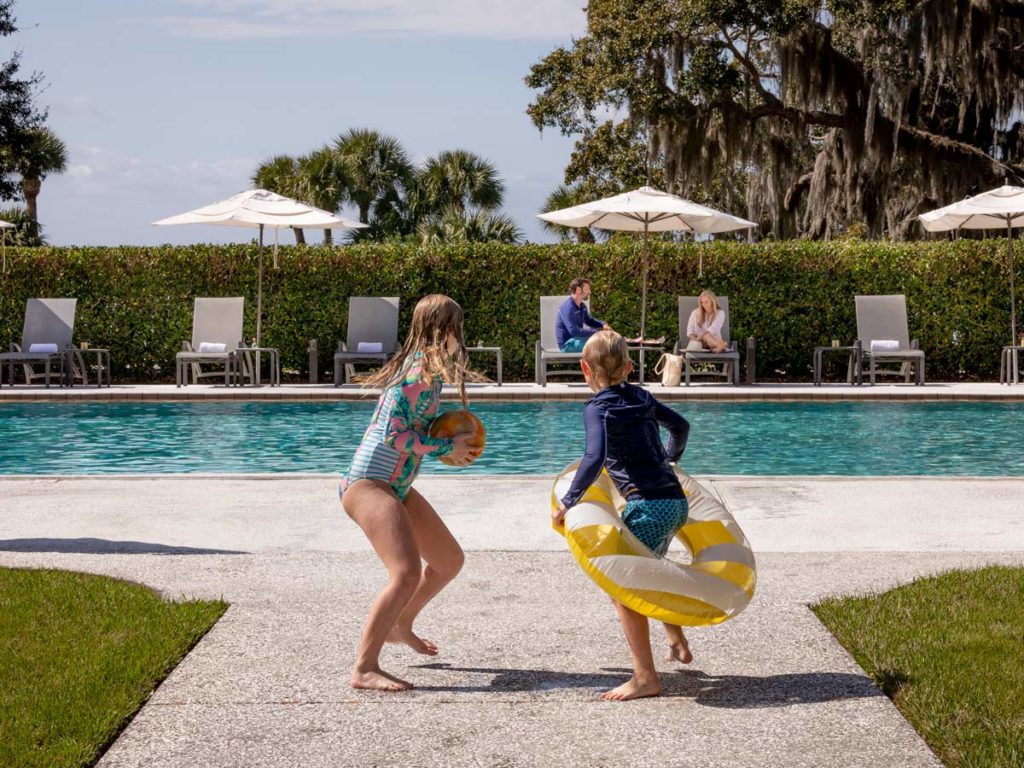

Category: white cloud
[51, 96, 110, 122]
[155, 0, 586, 41]
[61, 144, 257, 200]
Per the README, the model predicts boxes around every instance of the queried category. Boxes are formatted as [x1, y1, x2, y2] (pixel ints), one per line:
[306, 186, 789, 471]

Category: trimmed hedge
[0, 239, 1017, 382]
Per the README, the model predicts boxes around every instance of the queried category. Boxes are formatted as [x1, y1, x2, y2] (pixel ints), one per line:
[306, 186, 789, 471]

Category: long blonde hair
[582, 330, 631, 389]
[360, 294, 480, 405]
[697, 289, 721, 325]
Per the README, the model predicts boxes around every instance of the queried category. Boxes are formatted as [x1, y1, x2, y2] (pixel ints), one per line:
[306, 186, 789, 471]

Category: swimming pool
[0, 401, 1019, 476]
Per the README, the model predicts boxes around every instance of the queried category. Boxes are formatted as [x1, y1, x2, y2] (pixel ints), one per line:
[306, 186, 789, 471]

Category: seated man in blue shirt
[556, 277, 612, 352]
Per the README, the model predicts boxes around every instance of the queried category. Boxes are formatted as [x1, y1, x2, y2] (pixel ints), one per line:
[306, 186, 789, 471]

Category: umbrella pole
[1010, 219, 1018, 347]
[253, 224, 265, 387]
[641, 222, 649, 343]
[257, 223, 264, 348]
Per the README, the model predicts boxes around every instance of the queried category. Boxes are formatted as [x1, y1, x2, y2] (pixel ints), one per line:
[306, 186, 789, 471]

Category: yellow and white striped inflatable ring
[551, 463, 756, 626]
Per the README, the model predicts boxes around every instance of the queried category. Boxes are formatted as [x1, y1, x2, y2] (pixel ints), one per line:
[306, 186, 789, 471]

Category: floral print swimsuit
[341, 354, 454, 501]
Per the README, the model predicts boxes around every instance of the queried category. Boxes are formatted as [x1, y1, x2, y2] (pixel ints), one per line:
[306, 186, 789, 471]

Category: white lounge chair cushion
[870, 339, 900, 352]
[357, 341, 383, 353]
[28, 343, 59, 353]
[198, 342, 227, 353]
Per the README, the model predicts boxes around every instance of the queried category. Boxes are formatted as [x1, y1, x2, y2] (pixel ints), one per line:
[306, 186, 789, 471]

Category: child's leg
[386, 486, 465, 655]
[602, 601, 662, 701]
[342, 479, 424, 691]
[662, 623, 693, 664]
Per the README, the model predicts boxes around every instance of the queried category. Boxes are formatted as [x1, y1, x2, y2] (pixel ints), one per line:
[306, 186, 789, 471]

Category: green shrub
[0, 239, 1014, 381]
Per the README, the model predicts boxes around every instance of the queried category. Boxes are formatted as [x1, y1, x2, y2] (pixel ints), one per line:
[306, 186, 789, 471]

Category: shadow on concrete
[660, 668, 882, 708]
[0, 538, 248, 555]
[414, 663, 624, 694]
[415, 663, 882, 707]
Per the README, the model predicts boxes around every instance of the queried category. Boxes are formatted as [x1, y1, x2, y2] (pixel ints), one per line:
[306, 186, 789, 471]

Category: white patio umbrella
[538, 186, 756, 343]
[0, 219, 13, 273]
[918, 183, 1024, 345]
[154, 189, 366, 345]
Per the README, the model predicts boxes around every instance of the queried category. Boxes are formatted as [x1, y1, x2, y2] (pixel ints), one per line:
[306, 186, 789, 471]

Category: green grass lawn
[0, 567, 227, 768]
[813, 566, 1024, 768]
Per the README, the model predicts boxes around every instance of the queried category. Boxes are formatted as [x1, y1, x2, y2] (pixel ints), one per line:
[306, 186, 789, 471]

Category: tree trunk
[324, 229, 333, 245]
[576, 227, 595, 243]
[293, 227, 306, 245]
[21, 177, 41, 222]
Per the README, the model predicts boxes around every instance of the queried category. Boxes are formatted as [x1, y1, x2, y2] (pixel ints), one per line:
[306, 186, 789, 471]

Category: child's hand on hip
[552, 501, 568, 527]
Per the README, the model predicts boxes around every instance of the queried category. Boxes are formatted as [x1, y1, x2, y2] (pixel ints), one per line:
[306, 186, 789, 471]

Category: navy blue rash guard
[560, 381, 690, 509]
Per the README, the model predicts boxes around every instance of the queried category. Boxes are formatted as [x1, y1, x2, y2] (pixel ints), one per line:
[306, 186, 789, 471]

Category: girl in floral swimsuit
[341, 353, 452, 501]
[341, 294, 481, 693]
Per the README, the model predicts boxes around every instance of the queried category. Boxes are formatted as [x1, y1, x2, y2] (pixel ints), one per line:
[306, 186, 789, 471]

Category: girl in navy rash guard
[553, 330, 692, 702]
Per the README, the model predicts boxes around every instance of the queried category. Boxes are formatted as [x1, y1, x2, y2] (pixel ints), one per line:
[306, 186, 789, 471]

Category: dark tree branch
[718, 23, 781, 108]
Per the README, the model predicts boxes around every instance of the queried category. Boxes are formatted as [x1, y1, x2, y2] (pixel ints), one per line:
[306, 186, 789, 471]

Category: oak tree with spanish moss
[527, 0, 1024, 239]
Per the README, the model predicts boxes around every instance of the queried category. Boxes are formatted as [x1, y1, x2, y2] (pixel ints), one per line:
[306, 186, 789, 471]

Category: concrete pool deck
[2, 475, 1023, 767]
[1, 380, 1024, 401]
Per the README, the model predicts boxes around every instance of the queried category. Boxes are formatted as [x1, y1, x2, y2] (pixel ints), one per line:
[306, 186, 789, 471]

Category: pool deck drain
[1, 380, 1024, 401]
[2, 475, 1023, 767]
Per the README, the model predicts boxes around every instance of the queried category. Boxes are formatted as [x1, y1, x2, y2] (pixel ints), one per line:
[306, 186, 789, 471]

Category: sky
[8, 1, 587, 246]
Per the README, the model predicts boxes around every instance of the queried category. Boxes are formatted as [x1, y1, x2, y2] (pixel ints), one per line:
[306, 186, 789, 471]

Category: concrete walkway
[2, 380, 1024, 401]
[2, 475, 1023, 767]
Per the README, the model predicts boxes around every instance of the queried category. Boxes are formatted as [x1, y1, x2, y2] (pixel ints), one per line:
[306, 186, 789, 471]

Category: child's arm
[654, 401, 690, 463]
[560, 403, 607, 508]
[383, 363, 455, 458]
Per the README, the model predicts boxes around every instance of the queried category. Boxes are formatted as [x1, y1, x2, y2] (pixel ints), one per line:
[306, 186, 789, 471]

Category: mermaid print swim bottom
[621, 497, 689, 557]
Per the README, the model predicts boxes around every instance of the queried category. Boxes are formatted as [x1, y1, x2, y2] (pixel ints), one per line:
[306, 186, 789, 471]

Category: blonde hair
[697, 289, 721, 325]
[582, 330, 631, 388]
[360, 294, 481, 405]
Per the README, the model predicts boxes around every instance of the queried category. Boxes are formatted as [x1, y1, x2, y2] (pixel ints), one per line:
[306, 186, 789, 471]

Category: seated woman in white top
[686, 290, 729, 353]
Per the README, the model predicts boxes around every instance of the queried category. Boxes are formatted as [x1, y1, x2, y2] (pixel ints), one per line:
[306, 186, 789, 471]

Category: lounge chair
[674, 296, 741, 385]
[855, 294, 925, 385]
[176, 297, 244, 386]
[0, 298, 77, 387]
[535, 295, 588, 385]
[333, 297, 400, 385]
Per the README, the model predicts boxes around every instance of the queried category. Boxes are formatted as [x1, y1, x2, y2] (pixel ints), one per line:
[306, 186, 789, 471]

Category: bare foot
[667, 638, 693, 664]
[387, 626, 439, 656]
[600, 676, 662, 701]
[350, 667, 414, 692]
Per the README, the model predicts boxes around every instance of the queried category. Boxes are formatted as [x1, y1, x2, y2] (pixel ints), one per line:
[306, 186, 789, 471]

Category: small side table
[813, 343, 862, 386]
[1000, 345, 1024, 384]
[467, 346, 502, 385]
[627, 343, 664, 385]
[68, 347, 111, 387]
[231, 347, 281, 387]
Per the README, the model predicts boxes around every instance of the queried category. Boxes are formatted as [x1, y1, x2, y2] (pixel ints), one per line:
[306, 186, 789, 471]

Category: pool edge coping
[2, 382, 1024, 402]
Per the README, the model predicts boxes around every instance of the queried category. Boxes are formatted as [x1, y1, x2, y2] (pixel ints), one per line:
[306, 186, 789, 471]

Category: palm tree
[540, 184, 596, 243]
[252, 155, 305, 244]
[8, 128, 67, 228]
[347, 184, 417, 243]
[0, 204, 44, 247]
[333, 129, 414, 224]
[417, 205, 522, 245]
[417, 150, 503, 214]
[297, 147, 347, 244]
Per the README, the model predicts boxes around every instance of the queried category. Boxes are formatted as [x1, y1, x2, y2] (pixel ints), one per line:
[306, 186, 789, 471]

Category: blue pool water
[0, 401, 1019, 476]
